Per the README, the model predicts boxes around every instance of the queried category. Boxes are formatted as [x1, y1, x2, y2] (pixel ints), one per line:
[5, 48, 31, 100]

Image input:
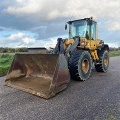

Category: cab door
[89, 22, 97, 50]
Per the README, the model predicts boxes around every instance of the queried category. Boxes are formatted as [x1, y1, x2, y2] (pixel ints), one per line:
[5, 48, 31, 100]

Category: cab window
[91, 22, 96, 40]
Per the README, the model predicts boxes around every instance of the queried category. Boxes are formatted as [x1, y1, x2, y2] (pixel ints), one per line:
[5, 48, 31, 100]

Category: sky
[0, 0, 120, 48]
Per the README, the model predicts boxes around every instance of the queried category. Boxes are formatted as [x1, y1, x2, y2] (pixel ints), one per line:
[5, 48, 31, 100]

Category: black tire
[95, 50, 109, 72]
[68, 50, 92, 81]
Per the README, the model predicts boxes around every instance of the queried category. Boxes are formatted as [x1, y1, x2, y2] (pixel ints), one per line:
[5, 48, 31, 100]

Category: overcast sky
[0, 0, 120, 48]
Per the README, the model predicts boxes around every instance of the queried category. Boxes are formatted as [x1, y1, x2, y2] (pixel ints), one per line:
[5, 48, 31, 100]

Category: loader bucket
[5, 54, 70, 99]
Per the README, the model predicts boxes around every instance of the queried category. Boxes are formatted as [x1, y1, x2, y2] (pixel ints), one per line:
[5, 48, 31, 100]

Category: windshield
[69, 20, 87, 39]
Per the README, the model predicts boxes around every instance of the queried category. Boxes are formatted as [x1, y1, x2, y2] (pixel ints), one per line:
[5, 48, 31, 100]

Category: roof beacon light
[90, 16, 93, 20]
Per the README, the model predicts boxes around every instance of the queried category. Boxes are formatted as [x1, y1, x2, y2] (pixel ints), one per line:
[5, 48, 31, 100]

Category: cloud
[3, 0, 41, 16]
[0, 0, 120, 47]
[106, 42, 119, 48]
[0, 32, 36, 47]
[3, 0, 120, 21]
[0, 27, 6, 31]
[105, 21, 120, 31]
[0, 31, 59, 48]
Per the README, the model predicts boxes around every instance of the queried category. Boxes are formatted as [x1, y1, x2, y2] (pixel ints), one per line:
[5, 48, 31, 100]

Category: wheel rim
[104, 56, 109, 67]
[82, 58, 89, 74]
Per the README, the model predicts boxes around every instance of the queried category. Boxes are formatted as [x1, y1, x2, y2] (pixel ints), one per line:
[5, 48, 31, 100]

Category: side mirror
[65, 24, 67, 30]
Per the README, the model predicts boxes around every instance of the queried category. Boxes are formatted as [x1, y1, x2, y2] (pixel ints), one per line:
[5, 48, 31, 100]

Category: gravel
[0, 56, 120, 120]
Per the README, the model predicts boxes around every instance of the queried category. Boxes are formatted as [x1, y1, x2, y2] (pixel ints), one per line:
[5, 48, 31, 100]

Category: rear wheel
[68, 50, 92, 81]
[95, 50, 109, 72]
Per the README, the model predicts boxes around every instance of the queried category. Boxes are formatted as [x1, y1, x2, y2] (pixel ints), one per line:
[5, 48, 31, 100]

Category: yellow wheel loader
[5, 17, 109, 99]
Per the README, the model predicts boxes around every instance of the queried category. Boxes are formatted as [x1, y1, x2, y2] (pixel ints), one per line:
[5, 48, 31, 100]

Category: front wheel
[95, 50, 109, 72]
[68, 50, 92, 81]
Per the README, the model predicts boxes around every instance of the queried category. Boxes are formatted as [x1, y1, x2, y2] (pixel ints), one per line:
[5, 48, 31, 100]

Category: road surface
[0, 56, 120, 120]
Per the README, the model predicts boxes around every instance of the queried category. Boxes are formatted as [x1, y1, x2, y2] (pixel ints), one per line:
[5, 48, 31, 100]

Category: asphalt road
[0, 56, 120, 120]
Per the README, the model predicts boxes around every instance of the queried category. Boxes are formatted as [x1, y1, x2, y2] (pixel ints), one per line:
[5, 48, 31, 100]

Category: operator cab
[66, 17, 97, 40]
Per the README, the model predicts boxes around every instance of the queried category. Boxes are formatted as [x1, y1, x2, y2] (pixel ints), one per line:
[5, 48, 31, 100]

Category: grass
[0, 53, 14, 76]
[109, 50, 120, 57]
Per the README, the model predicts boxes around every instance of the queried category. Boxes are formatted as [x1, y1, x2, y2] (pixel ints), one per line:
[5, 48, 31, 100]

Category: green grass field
[0, 53, 14, 76]
[0, 50, 120, 77]
[109, 50, 120, 57]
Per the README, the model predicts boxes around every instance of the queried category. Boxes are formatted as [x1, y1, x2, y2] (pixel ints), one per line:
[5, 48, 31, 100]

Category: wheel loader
[5, 17, 109, 99]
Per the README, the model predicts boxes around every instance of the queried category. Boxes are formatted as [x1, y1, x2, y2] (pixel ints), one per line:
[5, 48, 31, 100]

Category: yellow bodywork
[63, 38, 103, 61]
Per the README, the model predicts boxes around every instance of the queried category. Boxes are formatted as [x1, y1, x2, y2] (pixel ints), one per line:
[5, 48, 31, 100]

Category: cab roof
[67, 17, 97, 24]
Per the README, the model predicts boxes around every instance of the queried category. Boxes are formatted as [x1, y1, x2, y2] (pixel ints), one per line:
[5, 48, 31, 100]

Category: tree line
[109, 47, 120, 51]
[0, 47, 28, 53]
[0, 47, 120, 53]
